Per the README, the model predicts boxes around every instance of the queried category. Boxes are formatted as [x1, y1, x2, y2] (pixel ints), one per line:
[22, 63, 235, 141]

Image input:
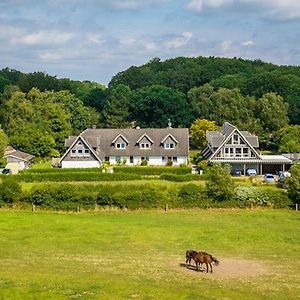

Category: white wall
[108, 156, 188, 166]
[61, 161, 101, 168]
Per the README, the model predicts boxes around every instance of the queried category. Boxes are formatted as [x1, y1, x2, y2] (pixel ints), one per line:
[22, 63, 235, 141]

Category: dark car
[2, 169, 11, 175]
[232, 170, 242, 176]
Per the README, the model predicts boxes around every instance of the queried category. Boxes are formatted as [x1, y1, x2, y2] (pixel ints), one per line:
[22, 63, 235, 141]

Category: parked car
[263, 173, 275, 183]
[232, 170, 242, 176]
[2, 168, 11, 175]
[246, 168, 257, 176]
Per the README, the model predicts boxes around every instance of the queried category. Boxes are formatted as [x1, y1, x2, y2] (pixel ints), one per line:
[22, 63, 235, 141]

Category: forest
[0, 55, 300, 160]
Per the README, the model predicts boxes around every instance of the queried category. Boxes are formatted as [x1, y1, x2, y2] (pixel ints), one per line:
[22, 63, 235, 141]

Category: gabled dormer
[111, 134, 129, 149]
[210, 128, 260, 160]
[136, 133, 154, 149]
[161, 134, 178, 149]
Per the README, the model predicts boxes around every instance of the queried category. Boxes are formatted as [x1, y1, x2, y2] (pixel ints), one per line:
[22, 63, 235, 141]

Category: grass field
[0, 210, 299, 299]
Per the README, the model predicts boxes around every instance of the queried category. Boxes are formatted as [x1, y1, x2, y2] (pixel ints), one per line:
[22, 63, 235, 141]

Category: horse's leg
[209, 262, 213, 273]
[205, 262, 209, 273]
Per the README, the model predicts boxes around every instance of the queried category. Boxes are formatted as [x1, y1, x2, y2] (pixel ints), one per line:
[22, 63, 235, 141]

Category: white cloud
[187, 0, 234, 12]
[220, 40, 232, 52]
[241, 40, 255, 46]
[186, 0, 300, 19]
[15, 31, 74, 46]
[87, 33, 106, 45]
[39, 52, 63, 60]
[166, 32, 193, 49]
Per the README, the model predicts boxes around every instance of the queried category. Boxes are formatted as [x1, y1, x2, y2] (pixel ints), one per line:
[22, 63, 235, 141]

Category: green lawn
[0, 210, 299, 299]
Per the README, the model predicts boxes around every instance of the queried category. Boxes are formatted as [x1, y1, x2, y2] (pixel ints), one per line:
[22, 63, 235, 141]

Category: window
[116, 156, 121, 163]
[243, 148, 249, 157]
[236, 148, 241, 157]
[232, 134, 239, 145]
[105, 156, 109, 162]
[130, 156, 134, 164]
[165, 143, 175, 149]
[162, 156, 166, 163]
[173, 157, 177, 163]
[78, 149, 83, 156]
[230, 148, 234, 157]
[116, 143, 126, 149]
[71, 149, 76, 157]
[84, 149, 90, 157]
[140, 143, 150, 149]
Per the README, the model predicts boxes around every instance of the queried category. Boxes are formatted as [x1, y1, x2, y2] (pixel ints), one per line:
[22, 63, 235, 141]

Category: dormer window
[116, 143, 126, 149]
[165, 143, 175, 149]
[140, 143, 150, 149]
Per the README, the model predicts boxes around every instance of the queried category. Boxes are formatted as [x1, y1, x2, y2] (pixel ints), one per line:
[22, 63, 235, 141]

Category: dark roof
[206, 122, 259, 148]
[65, 128, 189, 160]
[4, 147, 34, 161]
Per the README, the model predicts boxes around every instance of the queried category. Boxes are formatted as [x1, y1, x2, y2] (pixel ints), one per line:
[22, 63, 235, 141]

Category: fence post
[165, 204, 168, 212]
[296, 203, 298, 211]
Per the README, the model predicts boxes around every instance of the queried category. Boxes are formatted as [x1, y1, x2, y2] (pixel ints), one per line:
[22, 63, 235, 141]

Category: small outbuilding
[4, 146, 34, 172]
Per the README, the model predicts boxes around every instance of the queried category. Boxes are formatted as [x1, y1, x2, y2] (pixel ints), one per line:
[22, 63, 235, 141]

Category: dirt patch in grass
[178, 258, 269, 279]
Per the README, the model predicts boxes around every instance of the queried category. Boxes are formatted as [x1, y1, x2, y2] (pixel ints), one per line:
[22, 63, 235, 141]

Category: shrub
[236, 186, 292, 208]
[16, 172, 142, 182]
[140, 159, 148, 166]
[113, 166, 191, 175]
[177, 184, 211, 208]
[287, 164, 300, 204]
[166, 159, 173, 166]
[160, 174, 205, 182]
[206, 164, 236, 201]
[0, 176, 22, 204]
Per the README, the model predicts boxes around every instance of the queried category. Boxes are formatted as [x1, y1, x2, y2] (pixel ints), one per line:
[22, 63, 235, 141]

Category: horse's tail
[212, 257, 220, 266]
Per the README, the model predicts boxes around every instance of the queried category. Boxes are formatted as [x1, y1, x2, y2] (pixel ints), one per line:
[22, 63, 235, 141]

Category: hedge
[16, 172, 143, 182]
[20, 182, 293, 211]
[113, 166, 192, 175]
[22, 167, 103, 174]
[160, 174, 206, 182]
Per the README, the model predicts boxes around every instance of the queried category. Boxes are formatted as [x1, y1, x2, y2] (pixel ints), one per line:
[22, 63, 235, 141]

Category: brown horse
[191, 252, 219, 273]
[185, 250, 210, 269]
[185, 250, 198, 265]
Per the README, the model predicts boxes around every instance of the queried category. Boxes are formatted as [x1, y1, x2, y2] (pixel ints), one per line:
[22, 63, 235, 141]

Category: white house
[59, 127, 189, 168]
[202, 122, 292, 175]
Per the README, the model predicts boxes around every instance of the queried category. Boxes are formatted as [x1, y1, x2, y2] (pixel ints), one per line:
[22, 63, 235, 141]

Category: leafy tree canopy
[130, 85, 191, 128]
[190, 119, 219, 150]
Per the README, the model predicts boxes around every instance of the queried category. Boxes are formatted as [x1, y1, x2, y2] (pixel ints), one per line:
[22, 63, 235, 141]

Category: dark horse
[191, 252, 220, 273]
[185, 250, 210, 269]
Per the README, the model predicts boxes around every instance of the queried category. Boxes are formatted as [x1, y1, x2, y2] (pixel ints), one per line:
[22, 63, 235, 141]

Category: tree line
[1, 55, 300, 161]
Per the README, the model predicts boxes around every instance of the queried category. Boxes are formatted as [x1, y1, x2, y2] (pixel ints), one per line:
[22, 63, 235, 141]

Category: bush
[206, 164, 236, 201]
[160, 174, 205, 182]
[113, 166, 191, 175]
[0, 176, 22, 204]
[287, 164, 300, 204]
[177, 184, 210, 208]
[16, 172, 143, 182]
[22, 167, 103, 174]
[236, 186, 292, 208]
[140, 160, 148, 166]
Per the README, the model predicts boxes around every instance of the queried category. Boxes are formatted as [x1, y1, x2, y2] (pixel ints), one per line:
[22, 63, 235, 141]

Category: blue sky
[0, 0, 299, 85]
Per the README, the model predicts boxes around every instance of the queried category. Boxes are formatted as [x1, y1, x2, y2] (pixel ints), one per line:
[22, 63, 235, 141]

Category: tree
[287, 164, 300, 204]
[130, 85, 191, 128]
[206, 164, 236, 201]
[276, 125, 300, 153]
[190, 119, 219, 150]
[101, 84, 132, 128]
[1, 88, 99, 157]
[0, 126, 8, 167]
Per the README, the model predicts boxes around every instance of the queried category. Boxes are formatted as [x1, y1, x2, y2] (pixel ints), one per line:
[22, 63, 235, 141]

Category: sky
[0, 0, 299, 85]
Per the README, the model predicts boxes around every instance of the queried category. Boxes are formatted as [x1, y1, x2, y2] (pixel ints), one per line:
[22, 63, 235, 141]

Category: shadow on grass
[179, 263, 205, 272]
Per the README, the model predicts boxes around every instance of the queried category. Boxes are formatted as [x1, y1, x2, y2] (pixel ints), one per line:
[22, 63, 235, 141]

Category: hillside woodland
[1, 56, 300, 160]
